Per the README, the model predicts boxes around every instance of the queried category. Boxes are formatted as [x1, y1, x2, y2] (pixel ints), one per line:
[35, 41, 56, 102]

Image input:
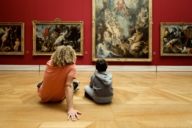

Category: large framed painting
[0, 22, 24, 55]
[33, 19, 83, 56]
[161, 22, 192, 56]
[92, 0, 152, 62]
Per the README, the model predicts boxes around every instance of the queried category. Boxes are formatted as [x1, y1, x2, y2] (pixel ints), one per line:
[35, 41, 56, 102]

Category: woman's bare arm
[65, 81, 81, 121]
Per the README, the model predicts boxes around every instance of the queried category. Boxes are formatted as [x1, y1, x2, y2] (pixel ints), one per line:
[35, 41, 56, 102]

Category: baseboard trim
[157, 66, 192, 71]
[0, 65, 39, 71]
[0, 65, 192, 71]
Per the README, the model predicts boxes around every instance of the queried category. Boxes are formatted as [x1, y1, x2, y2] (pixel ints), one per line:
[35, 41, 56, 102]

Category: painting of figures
[161, 22, 192, 56]
[33, 20, 83, 56]
[92, 0, 152, 62]
[0, 22, 24, 55]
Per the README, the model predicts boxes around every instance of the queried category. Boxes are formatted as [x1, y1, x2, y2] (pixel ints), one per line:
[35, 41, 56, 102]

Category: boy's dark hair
[96, 58, 108, 72]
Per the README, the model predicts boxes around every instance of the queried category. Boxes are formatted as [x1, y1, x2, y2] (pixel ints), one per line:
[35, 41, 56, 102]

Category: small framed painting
[0, 22, 24, 55]
[161, 22, 192, 56]
[33, 19, 83, 56]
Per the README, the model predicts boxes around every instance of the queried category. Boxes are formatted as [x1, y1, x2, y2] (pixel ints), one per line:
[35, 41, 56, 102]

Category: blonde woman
[37, 45, 81, 121]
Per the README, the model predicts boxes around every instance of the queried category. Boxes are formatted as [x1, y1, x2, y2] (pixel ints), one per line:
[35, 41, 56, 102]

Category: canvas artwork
[161, 22, 192, 56]
[92, 0, 152, 62]
[0, 22, 24, 55]
[33, 20, 83, 56]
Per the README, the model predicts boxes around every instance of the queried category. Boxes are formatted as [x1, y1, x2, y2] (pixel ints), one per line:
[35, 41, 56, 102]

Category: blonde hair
[51, 45, 76, 67]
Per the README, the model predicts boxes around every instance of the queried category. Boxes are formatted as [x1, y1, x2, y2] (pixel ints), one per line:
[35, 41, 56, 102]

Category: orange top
[38, 60, 77, 102]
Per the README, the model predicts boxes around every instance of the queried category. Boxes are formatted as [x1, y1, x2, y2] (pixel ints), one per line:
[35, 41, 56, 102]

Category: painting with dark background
[161, 22, 192, 56]
[33, 20, 83, 56]
[0, 22, 24, 55]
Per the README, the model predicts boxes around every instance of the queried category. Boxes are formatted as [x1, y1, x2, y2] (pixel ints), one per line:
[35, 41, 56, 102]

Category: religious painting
[0, 22, 24, 55]
[33, 19, 83, 56]
[92, 0, 152, 62]
[161, 22, 192, 56]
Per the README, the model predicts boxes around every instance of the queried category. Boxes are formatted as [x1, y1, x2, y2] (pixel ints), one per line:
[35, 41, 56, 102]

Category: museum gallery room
[0, 0, 192, 128]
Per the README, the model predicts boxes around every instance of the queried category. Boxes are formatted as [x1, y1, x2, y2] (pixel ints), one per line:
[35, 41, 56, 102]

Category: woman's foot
[37, 81, 43, 88]
[73, 80, 80, 92]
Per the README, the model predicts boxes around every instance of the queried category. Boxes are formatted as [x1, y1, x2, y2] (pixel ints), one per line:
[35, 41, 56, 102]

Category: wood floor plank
[39, 121, 92, 128]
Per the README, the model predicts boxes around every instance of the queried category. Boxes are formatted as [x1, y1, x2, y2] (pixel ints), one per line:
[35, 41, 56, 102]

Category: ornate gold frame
[92, 0, 152, 62]
[161, 22, 192, 56]
[0, 22, 24, 55]
[32, 19, 84, 56]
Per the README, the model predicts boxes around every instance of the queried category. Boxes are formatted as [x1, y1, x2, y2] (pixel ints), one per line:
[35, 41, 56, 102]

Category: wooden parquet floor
[0, 71, 192, 128]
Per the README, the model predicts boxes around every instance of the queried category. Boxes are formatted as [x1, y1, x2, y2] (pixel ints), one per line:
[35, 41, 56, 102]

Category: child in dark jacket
[84, 58, 113, 104]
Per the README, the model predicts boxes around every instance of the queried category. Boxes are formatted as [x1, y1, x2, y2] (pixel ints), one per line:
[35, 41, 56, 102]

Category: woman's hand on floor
[67, 108, 82, 121]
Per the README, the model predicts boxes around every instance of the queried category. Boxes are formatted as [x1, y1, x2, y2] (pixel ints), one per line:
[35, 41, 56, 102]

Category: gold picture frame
[0, 22, 24, 55]
[32, 19, 84, 56]
[161, 22, 192, 56]
[92, 0, 152, 62]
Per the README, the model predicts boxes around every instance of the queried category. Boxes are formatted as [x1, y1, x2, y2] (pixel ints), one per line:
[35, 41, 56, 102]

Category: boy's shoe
[73, 80, 80, 92]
